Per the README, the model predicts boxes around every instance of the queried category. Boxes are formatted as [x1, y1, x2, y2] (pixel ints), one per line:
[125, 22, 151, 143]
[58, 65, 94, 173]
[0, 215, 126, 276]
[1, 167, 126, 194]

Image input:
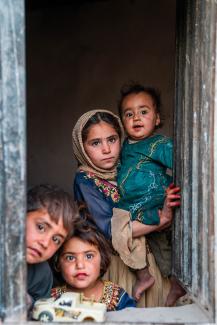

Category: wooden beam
[0, 0, 26, 322]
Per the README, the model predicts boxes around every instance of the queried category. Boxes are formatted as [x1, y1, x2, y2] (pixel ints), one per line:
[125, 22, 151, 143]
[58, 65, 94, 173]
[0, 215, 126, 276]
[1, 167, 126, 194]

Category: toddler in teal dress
[112, 83, 185, 306]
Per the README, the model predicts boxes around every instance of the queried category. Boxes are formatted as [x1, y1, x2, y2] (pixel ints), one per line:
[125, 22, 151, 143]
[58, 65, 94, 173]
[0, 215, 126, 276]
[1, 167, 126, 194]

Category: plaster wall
[27, 0, 176, 192]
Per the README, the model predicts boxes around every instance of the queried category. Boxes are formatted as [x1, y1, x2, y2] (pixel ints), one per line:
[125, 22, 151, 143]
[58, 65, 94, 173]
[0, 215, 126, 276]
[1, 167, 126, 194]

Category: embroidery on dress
[82, 171, 120, 203]
[100, 281, 121, 311]
[51, 285, 67, 298]
[51, 281, 121, 311]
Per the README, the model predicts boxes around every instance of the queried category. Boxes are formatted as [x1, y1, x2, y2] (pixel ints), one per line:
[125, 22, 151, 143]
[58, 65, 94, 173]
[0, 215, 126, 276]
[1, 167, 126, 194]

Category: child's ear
[155, 114, 161, 126]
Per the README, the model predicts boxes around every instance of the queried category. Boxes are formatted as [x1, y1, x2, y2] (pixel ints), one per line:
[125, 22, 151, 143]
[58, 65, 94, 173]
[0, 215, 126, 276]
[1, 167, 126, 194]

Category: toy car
[32, 292, 107, 322]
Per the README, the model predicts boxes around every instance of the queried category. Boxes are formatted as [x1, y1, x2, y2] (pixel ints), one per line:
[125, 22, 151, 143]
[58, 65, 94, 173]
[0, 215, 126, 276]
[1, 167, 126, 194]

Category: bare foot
[133, 267, 155, 301]
[166, 276, 186, 306]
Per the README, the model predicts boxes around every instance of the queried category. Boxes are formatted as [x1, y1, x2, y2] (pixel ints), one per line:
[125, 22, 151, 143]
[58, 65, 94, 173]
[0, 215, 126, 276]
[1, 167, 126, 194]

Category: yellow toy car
[32, 292, 106, 322]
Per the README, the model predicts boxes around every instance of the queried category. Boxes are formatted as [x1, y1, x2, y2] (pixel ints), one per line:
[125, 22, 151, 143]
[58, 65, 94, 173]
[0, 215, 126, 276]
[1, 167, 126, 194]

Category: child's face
[59, 237, 101, 291]
[121, 92, 160, 141]
[84, 121, 121, 170]
[26, 209, 68, 264]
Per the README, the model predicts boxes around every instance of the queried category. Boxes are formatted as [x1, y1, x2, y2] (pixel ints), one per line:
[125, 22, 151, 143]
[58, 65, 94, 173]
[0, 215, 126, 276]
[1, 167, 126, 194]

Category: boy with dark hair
[26, 184, 78, 308]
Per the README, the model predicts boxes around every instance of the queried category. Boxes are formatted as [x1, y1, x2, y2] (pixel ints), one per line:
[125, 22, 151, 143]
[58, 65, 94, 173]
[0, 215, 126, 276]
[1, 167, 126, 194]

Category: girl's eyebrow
[88, 137, 100, 142]
[88, 135, 118, 142]
[62, 250, 96, 255]
[107, 134, 119, 138]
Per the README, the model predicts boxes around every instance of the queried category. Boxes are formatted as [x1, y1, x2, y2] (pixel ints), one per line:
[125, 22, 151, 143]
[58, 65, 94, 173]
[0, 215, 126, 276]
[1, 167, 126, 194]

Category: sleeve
[116, 289, 137, 310]
[151, 137, 173, 169]
[137, 206, 160, 225]
[27, 262, 53, 303]
[74, 173, 112, 240]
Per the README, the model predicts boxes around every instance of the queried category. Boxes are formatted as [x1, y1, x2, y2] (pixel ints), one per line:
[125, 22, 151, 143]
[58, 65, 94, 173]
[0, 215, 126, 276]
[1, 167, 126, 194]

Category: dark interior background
[26, 0, 176, 193]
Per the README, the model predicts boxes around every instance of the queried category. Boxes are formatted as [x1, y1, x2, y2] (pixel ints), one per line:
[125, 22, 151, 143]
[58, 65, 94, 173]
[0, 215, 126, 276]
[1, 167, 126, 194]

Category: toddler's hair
[82, 111, 122, 142]
[55, 208, 112, 278]
[118, 82, 162, 119]
[27, 184, 79, 234]
[72, 221, 112, 277]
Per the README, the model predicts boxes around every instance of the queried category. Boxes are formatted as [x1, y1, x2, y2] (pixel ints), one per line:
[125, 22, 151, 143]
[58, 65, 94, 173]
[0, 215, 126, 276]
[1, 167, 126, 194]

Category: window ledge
[106, 303, 211, 323]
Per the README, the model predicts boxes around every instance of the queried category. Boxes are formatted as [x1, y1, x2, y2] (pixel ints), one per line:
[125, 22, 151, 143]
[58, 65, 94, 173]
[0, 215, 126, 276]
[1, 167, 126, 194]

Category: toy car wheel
[82, 317, 95, 322]
[38, 311, 54, 322]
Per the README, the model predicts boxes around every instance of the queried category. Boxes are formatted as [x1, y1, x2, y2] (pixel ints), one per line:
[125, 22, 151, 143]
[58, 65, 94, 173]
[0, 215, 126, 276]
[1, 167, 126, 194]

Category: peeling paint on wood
[174, 0, 216, 321]
[0, 0, 26, 322]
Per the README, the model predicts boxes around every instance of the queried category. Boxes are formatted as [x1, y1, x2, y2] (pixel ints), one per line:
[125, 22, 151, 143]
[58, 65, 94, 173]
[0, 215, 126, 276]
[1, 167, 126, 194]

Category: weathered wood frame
[0, 0, 26, 322]
[173, 0, 216, 321]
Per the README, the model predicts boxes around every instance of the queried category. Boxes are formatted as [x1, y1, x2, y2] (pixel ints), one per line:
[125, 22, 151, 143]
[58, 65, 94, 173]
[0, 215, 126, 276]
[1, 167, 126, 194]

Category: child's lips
[27, 247, 42, 257]
[133, 124, 143, 129]
[102, 157, 114, 161]
[75, 273, 88, 280]
[132, 125, 144, 131]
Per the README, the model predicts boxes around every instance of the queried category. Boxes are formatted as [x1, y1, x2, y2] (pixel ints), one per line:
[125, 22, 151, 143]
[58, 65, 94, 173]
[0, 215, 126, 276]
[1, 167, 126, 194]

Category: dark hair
[27, 184, 79, 235]
[118, 83, 162, 124]
[73, 222, 111, 277]
[82, 112, 122, 143]
[56, 219, 112, 278]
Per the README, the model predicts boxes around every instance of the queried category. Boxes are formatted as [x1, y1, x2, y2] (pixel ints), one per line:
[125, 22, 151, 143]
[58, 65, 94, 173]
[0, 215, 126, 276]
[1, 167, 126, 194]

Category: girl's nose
[76, 257, 85, 269]
[102, 142, 111, 154]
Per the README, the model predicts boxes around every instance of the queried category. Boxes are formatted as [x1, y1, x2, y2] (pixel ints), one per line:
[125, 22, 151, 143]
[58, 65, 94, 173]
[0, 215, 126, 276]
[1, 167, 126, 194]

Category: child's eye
[141, 110, 148, 115]
[86, 253, 94, 260]
[37, 223, 45, 232]
[125, 112, 133, 118]
[66, 255, 75, 262]
[91, 140, 100, 147]
[52, 235, 62, 246]
[108, 136, 118, 144]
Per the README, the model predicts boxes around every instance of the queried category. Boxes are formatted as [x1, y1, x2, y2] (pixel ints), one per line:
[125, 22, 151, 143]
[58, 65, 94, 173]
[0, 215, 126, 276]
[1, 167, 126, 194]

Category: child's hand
[165, 183, 181, 209]
[158, 183, 181, 231]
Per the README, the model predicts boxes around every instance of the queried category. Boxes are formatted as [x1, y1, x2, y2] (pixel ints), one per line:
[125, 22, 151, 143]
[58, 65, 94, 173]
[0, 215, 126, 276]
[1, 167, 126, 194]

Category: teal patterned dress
[117, 134, 173, 225]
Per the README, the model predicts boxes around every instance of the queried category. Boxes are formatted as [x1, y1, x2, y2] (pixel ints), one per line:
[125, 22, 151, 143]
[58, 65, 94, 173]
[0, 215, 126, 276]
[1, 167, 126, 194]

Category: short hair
[82, 111, 122, 143]
[27, 184, 78, 234]
[118, 82, 162, 121]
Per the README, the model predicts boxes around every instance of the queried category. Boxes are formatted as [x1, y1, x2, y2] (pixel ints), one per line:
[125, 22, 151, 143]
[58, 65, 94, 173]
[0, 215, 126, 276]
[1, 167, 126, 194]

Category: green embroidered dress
[117, 134, 173, 225]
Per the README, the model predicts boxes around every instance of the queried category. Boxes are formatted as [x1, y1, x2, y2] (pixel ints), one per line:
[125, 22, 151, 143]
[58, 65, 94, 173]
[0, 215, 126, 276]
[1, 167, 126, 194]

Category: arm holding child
[132, 184, 180, 237]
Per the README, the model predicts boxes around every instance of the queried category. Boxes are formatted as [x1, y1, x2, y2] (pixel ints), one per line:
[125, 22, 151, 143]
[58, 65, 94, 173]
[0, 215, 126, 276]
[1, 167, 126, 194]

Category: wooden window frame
[0, 0, 26, 322]
[0, 0, 216, 323]
[173, 0, 216, 322]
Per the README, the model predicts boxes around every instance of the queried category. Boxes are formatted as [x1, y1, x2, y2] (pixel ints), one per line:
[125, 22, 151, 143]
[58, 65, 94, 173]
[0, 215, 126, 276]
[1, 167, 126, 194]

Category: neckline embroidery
[51, 280, 121, 311]
[81, 170, 120, 203]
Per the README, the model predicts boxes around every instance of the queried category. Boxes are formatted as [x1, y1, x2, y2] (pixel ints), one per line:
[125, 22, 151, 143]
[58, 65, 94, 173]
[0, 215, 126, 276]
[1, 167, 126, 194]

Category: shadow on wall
[27, 0, 176, 193]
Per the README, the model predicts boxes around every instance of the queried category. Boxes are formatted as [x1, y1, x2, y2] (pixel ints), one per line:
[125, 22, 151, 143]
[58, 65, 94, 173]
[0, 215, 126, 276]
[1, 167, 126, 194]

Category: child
[26, 184, 78, 309]
[51, 219, 136, 311]
[72, 109, 181, 307]
[113, 83, 185, 305]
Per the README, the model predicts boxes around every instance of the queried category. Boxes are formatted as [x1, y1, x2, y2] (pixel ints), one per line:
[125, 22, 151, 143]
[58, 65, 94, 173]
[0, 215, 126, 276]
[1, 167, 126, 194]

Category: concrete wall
[27, 0, 176, 192]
